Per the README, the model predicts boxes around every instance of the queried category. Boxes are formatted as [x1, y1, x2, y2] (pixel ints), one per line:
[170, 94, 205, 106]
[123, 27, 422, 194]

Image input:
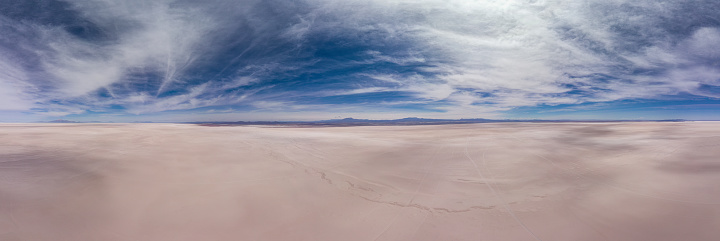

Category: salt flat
[1, 122, 719, 241]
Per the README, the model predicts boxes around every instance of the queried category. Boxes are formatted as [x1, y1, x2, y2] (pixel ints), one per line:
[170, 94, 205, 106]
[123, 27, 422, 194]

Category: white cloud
[308, 0, 720, 108]
[2, 0, 719, 119]
[1, 0, 274, 116]
[0, 55, 34, 110]
[38, 0, 214, 96]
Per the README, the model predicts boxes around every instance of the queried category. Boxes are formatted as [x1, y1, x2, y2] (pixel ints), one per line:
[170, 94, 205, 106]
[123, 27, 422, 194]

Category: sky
[1, 0, 720, 122]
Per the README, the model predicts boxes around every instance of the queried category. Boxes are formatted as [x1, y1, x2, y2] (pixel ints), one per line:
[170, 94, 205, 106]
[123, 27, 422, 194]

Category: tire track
[507, 135, 720, 205]
[464, 137, 544, 241]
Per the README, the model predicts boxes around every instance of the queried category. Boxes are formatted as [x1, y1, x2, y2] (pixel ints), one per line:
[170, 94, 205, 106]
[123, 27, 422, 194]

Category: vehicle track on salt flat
[477, 142, 611, 240]
[372, 143, 447, 241]
[464, 137, 544, 241]
[506, 135, 720, 205]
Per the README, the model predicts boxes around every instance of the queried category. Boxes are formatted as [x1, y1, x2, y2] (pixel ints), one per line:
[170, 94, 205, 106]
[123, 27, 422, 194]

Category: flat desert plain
[1, 122, 720, 241]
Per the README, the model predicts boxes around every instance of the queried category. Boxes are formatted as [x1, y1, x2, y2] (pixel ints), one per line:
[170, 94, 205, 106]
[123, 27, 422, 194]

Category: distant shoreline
[192, 118, 689, 127]
[25, 117, 696, 126]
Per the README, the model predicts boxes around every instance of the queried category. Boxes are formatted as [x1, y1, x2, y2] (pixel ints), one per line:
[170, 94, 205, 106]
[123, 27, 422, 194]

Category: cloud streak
[1, 0, 719, 120]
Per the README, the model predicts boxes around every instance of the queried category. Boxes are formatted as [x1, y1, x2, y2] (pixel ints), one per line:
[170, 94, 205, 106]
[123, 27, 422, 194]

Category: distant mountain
[47, 119, 80, 123]
[321, 118, 372, 123]
[190, 117, 683, 126]
[42, 120, 113, 123]
[42, 118, 686, 126]
[314, 117, 496, 124]
[192, 117, 685, 127]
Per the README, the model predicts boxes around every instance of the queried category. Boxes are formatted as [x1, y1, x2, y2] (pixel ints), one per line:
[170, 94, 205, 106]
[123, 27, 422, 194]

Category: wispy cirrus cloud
[0, 53, 36, 111]
[1, 0, 719, 121]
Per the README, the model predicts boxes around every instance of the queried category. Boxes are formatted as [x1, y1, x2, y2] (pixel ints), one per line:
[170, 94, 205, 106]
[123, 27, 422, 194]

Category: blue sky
[1, 0, 719, 122]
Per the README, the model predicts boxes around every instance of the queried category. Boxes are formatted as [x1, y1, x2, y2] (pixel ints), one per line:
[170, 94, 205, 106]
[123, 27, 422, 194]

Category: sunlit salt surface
[1, 122, 719, 241]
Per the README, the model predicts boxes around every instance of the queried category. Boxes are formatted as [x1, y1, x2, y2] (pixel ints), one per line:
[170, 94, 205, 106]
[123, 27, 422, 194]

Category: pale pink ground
[1, 122, 719, 241]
